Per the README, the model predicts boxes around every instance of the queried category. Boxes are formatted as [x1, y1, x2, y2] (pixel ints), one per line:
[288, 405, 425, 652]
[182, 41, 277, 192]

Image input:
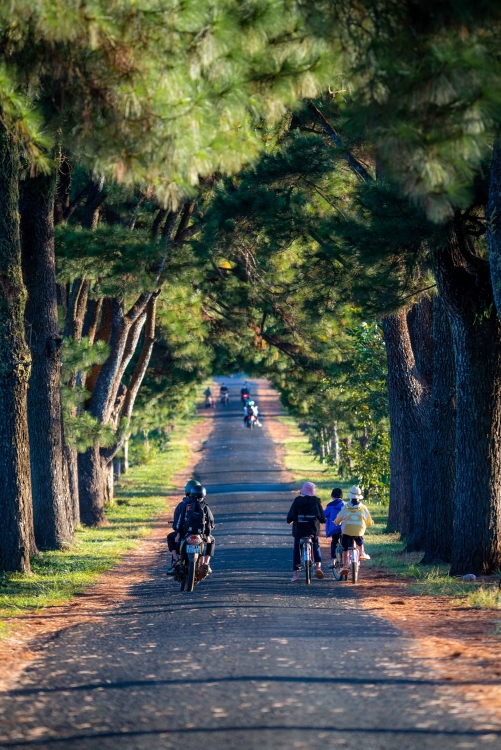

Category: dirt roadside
[0, 409, 215, 693]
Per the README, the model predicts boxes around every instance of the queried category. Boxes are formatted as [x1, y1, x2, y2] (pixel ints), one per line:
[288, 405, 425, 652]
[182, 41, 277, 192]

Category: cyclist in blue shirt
[324, 488, 344, 568]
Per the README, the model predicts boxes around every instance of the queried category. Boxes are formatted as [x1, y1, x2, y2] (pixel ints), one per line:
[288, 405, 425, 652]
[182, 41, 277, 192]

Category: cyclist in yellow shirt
[334, 485, 374, 575]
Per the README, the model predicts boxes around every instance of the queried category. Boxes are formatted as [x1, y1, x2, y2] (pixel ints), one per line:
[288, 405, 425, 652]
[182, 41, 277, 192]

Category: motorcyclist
[241, 381, 251, 404]
[220, 383, 229, 396]
[166, 479, 201, 574]
[243, 400, 257, 426]
[175, 485, 215, 574]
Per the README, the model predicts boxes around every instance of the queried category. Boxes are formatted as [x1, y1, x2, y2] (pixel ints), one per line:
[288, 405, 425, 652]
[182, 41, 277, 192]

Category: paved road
[1, 376, 500, 749]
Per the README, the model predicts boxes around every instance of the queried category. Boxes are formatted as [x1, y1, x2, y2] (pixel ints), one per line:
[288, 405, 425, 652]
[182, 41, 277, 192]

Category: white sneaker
[290, 572, 300, 582]
[360, 552, 371, 560]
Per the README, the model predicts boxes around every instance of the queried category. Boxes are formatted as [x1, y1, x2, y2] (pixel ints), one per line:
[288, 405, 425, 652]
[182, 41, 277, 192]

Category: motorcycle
[173, 533, 209, 592]
[220, 392, 229, 406]
[205, 394, 213, 408]
[241, 392, 250, 405]
[245, 414, 257, 429]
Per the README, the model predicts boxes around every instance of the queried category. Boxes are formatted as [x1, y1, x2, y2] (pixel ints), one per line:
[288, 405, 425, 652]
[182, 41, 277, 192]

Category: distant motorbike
[241, 392, 250, 405]
[205, 394, 213, 408]
[220, 392, 229, 406]
[174, 533, 209, 592]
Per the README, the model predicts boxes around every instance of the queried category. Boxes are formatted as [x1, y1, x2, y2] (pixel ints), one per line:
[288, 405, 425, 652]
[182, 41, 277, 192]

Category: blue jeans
[293, 536, 321, 570]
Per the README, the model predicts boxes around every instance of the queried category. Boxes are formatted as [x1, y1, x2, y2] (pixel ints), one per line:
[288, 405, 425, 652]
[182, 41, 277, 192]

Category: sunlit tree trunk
[0, 130, 35, 572]
[21, 170, 73, 549]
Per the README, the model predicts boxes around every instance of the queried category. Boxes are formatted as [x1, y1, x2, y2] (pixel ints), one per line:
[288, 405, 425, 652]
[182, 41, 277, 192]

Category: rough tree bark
[383, 313, 413, 538]
[21, 170, 73, 549]
[487, 136, 501, 321]
[435, 221, 501, 575]
[382, 308, 431, 548]
[405, 296, 433, 551]
[62, 277, 91, 528]
[422, 295, 456, 564]
[0, 130, 35, 572]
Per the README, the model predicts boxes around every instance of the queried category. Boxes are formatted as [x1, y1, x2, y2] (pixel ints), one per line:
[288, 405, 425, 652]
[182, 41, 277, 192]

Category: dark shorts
[341, 534, 364, 551]
[329, 532, 341, 557]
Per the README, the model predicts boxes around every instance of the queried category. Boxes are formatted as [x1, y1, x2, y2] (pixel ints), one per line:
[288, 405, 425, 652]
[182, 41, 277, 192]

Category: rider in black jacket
[166, 479, 201, 574]
[287, 481, 325, 582]
[176, 485, 215, 573]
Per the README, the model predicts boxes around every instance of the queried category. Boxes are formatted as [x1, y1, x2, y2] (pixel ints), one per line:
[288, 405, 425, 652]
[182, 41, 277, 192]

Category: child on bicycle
[287, 481, 325, 583]
[324, 488, 344, 568]
[334, 485, 374, 575]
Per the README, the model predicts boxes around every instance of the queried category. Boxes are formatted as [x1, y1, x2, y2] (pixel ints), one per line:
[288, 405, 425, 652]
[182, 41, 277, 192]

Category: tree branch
[62, 182, 92, 222]
[307, 100, 373, 183]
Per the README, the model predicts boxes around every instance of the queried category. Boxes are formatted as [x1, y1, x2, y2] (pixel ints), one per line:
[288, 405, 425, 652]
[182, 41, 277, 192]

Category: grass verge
[276, 416, 349, 492]
[0, 417, 199, 638]
[277, 416, 501, 611]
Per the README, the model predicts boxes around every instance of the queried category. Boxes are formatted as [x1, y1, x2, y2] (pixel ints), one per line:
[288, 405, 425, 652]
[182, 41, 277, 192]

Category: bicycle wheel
[351, 559, 358, 584]
[305, 560, 312, 585]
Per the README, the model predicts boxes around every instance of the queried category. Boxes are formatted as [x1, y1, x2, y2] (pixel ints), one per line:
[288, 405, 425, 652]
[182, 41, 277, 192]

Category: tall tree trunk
[61, 277, 91, 525]
[0, 130, 35, 572]
[382, 309, 431, 548]
[78, 299, 149, 525]
[21, 170, 73, 549]
[487, 136, 501, 321]
[383, 315, 413, 537]
[333, 423, 339, 467]
[78, 445, 108, 526]
[435, 222, 501, 575]
[64, 444, 80, 528]
[405, 297, 433, 551]
[422, 295, 456, 564]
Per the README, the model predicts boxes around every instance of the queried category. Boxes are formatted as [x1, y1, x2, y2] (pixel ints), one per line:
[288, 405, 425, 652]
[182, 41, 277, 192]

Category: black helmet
[190, 485, 207, 500]
[184, 479, 201, 495]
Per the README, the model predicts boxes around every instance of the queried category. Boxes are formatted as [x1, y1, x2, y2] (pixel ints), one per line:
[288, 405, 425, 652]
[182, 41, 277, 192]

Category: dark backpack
[183, 499, 205, 535]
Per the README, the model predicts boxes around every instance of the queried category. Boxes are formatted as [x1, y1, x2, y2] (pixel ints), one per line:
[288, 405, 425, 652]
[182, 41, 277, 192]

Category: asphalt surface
[1, 375, 500, 749]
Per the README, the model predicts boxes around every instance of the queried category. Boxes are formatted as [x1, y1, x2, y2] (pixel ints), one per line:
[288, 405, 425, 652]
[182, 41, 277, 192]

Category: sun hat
[300, 481, 316, 497]
[348, 485, 363, 499]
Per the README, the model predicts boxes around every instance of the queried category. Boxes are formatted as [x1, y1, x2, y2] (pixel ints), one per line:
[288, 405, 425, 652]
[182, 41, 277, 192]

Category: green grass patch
[0, 418, 199, 637]
[277, 417, 350, 494]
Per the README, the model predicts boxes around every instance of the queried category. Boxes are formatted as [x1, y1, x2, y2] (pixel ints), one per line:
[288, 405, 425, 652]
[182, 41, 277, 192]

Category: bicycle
[331, 536, 347, 582]
[347, 541, 360, 584]
[299, 536, 314, 585]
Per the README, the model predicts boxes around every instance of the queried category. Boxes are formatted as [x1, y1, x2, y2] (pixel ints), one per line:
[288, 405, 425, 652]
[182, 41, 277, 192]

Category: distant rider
[241, 381, 250, 404]
[287, 481, 325, 582]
